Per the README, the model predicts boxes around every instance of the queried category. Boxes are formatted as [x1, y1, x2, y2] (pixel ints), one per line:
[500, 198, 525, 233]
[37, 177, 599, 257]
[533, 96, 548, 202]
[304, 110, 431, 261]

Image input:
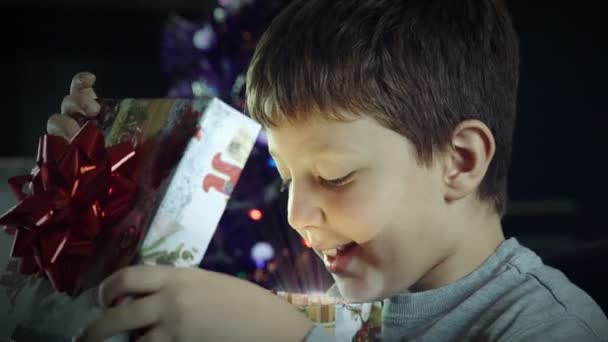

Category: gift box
[274, 291, 383, 341]
[0, 97, 260, 340]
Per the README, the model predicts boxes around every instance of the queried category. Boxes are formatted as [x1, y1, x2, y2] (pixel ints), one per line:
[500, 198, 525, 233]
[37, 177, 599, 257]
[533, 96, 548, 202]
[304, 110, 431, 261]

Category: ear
[443, 120, 496, 202]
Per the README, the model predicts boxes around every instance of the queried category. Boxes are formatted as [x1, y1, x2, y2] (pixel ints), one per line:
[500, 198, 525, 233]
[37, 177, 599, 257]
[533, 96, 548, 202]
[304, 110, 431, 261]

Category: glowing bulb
[192, 24, 215, 50]
[251, 242, 274, 266]
[249, 208, 263, 221]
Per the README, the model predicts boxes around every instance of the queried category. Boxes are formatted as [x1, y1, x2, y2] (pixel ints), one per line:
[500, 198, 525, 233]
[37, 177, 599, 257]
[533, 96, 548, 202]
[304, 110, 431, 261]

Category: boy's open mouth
[322, 242, 360, 274]
[322, 242, 358, 259]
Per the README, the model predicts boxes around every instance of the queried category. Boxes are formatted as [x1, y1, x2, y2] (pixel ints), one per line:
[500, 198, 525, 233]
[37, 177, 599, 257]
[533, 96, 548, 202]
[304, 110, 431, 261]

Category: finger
[98, 265, 174, 308]
[135, 327, 172, 342]
[78, 294, 163, 342]
[78, 87, 98, 99]
[47, 114, 81, 140]
[61, 93, 100, 117]
[70, 72, 96, 94]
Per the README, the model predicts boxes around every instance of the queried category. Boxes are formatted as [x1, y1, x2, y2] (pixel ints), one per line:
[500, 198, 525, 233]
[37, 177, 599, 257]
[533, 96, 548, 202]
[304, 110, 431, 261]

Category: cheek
[322, 188, 387, 244]
[387, 162, 445, 216]
[328, 169, 442, 244]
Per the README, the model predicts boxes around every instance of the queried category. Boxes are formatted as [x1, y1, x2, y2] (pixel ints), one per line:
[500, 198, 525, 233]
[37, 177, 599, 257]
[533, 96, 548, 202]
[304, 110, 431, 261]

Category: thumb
[70, 72, 97, 95]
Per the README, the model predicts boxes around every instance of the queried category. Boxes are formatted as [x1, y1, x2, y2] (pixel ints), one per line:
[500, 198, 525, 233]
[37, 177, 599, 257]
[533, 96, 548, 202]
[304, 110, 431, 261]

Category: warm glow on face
[267, 116, 450, 302]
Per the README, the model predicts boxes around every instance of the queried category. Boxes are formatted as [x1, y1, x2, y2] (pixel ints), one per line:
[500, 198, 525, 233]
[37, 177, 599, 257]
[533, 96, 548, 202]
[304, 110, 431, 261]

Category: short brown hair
[246, 0, 520, 215]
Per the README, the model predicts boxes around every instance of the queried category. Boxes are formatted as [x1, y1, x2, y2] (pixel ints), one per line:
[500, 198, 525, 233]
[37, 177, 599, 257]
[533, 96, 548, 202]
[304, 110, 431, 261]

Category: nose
[286, 179, 324, 232]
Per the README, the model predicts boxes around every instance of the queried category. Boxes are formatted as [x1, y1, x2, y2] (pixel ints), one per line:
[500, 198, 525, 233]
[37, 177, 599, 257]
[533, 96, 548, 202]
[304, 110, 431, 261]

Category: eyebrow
[269, 147, 362, 162]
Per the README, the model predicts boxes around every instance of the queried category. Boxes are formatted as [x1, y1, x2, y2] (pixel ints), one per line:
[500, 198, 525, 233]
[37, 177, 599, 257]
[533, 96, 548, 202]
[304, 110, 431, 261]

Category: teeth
[323, 248, 338, 257]
[337, 242, 354, 252]
[320, 242, 356, 257]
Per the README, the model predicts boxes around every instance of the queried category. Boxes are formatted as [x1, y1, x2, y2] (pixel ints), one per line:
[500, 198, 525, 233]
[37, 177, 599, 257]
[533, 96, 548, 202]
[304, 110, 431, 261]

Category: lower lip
[324, 243, 360, 274]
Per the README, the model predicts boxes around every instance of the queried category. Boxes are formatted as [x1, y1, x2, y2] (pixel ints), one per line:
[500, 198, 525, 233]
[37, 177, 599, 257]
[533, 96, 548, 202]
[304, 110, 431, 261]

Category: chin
[332, 272, 387, 303]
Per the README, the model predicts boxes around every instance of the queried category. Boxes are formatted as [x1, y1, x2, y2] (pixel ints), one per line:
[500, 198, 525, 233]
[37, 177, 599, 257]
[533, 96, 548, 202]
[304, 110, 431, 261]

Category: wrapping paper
[0, 97, 260, 341]
[275, 291, 383, 341]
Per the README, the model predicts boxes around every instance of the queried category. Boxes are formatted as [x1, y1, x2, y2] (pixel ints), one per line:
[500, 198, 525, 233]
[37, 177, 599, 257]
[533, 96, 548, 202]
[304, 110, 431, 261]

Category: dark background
[0, 0, 606, 311]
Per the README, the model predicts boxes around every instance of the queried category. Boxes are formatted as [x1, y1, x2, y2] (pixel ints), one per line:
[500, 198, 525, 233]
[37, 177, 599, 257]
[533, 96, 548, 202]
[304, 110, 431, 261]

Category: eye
[318, 171, 355, 189]
[280, 179, 292, 193]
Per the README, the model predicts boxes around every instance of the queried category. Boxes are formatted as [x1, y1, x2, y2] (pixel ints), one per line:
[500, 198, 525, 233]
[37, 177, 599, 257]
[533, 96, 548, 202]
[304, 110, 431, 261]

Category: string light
[251, 242, 274, 269]
[249, 208, 263, 221]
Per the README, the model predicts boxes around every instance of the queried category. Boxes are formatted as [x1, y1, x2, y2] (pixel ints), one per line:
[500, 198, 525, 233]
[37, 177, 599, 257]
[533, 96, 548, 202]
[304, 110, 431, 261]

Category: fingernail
[78, 73, 89, 83]
[79, 72, 95, 85]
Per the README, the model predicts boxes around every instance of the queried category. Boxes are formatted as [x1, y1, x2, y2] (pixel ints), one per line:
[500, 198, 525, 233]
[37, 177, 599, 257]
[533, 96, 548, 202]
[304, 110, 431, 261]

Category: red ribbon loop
[0, 121, 139, 295]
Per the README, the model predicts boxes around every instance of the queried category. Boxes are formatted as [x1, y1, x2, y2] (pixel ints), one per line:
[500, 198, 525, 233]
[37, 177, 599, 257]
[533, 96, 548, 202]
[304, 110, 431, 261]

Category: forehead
[265, 116, 402, 161]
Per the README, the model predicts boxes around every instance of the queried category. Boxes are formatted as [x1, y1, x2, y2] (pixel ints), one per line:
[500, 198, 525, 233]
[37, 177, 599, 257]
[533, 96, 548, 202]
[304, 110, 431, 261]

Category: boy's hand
[47, 71, 100, 140]
[48, 74, 315, 341]
[76, 266, 314, 342]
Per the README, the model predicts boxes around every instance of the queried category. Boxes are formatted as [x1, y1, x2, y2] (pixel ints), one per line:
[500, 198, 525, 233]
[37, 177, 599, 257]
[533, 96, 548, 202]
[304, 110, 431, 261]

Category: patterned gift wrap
[274, 291, 383, 340]
[275, 292, 338, 335]
[94, 97, 261, 270]
[0, 97, 260, 341]
[336, 301, 383, 342]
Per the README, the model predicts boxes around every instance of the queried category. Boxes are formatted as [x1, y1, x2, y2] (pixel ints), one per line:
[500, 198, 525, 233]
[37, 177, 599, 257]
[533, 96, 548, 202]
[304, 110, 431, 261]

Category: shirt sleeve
[303, 325, 335, 342]
[506, 315, 604, 342]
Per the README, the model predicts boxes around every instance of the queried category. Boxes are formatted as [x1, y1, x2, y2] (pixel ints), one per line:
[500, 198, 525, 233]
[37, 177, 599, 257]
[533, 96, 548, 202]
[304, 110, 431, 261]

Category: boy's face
[267, 115, 458, 302]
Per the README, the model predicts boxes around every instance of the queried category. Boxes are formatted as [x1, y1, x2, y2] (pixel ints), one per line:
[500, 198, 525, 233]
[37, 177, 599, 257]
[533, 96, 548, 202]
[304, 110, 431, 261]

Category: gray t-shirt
[306, 238, 608, 341]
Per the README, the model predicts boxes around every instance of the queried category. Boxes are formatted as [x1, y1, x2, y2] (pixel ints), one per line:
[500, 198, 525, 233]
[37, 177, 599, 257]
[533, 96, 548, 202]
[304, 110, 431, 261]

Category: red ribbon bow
[0, 121, 138, 295]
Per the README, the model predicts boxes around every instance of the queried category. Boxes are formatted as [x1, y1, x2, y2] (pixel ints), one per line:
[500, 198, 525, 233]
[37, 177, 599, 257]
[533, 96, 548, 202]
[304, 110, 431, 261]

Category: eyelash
[279, 172, 355, 192]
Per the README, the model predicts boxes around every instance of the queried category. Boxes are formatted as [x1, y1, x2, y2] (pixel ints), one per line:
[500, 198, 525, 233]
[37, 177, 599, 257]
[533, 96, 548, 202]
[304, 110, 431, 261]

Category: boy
[48, 0, 608, 341]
